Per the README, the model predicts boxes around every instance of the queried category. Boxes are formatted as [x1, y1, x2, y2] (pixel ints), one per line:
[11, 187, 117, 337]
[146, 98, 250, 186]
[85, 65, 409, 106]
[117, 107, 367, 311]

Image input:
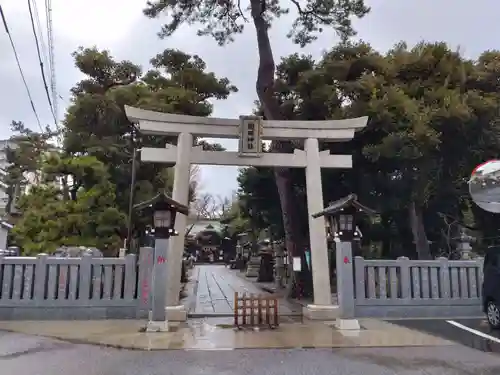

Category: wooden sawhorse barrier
[233, 292, 279, 329]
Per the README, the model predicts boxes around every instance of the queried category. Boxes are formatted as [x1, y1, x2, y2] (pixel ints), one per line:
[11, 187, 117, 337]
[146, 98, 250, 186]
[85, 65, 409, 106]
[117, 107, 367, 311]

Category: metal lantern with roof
[134, 191, 189, 331]
[312, 194, 376, 242]
[134, 191, 189, 239]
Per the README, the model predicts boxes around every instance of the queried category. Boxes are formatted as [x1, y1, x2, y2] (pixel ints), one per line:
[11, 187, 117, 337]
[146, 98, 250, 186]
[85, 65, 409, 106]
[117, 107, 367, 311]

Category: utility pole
[126, 148, 139, 252]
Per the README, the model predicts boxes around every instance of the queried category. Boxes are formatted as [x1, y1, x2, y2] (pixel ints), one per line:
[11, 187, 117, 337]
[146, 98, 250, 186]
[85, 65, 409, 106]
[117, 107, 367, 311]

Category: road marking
[446, 320, 500, 344]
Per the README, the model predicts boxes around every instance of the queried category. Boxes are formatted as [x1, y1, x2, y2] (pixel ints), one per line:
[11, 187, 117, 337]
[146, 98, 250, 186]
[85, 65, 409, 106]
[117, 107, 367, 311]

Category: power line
[32, 0, 50, 84]
[43, 0, 63, 146]
[45, 0, 58, 125]
[0, 4, 43, 132]
[27, 0, 56, 126]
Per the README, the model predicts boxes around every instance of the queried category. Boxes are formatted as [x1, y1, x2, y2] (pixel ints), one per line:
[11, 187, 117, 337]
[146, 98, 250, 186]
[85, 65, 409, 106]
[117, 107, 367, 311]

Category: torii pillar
[304, 138, 333, 310]
[165, 132, 192, 322]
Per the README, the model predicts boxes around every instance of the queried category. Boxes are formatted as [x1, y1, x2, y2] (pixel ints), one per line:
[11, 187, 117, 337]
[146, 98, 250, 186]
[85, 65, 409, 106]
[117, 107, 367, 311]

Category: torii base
[335, 318, 360, 331]
[166, 305, 187, 322]
[303, 304, 339, 320]
[146, 320, 171, 332]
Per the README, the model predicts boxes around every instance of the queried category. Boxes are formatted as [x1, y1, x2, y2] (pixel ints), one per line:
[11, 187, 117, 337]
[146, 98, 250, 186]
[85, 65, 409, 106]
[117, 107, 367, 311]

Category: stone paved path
[189, 265, 300, 316]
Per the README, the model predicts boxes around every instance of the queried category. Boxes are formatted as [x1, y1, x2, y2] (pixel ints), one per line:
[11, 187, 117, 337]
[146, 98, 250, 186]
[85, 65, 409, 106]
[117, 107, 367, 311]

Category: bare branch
[237, 0, 248, 21]
[190, 192, 222, 219]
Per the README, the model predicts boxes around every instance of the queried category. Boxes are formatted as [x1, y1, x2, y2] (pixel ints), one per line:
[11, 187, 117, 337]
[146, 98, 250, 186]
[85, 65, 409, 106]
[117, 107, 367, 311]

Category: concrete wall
[353, 256, 484, 318]
[0, 248, 154, 320]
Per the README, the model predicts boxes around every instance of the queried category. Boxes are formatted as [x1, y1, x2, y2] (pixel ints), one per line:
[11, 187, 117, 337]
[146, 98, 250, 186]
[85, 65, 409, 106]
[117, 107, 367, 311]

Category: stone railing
[0, 247, 154, 320]
[352, 256, 484, 318]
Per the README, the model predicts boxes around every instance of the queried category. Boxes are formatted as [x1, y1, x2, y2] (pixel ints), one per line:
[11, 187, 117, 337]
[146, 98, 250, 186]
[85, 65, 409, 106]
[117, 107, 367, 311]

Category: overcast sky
[1, 0, 500, 200]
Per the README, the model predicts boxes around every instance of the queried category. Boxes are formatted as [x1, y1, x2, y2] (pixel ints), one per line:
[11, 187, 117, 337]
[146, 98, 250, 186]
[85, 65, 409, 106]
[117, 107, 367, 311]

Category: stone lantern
[454, 228, 474, 260]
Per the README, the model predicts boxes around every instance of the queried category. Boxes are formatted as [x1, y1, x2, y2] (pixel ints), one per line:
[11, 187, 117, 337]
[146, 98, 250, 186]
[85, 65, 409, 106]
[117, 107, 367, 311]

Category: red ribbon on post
[157, 256, 166, 264]
[343, 256, 350, 264]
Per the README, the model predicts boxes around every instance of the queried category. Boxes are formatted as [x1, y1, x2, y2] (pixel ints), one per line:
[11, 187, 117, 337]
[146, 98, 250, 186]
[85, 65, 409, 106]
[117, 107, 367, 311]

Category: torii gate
[125, 106, 368, 320]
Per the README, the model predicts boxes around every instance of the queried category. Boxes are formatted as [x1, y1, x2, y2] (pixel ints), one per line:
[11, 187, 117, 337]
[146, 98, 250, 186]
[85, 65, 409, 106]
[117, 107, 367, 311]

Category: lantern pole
[149, 234, 170, 326]
[134, 192, 188, 332]
[312, 194, 375, 330]
[146, 208, 172, 331]
[144, 198, 183, 332]
[334, 207, 360, 330]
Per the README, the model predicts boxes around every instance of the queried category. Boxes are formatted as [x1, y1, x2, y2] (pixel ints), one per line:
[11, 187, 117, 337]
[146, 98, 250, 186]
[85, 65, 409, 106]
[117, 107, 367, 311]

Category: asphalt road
[389, 318, 500, 354]
[2, 329, 500, 375]
[470, 186, 500, 212]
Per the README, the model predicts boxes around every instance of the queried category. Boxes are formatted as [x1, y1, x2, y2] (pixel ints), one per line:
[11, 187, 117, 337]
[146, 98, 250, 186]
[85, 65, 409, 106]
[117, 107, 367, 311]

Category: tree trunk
[250, 0, 311, 298]
[275, 166, 312, 297]
[409, 201, 432, 260]
[61, 176, 70, 200]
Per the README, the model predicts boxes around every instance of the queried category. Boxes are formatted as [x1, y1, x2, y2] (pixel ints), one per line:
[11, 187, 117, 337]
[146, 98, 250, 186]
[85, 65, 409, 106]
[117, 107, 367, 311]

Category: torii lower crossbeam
[141, 146, 352, 168]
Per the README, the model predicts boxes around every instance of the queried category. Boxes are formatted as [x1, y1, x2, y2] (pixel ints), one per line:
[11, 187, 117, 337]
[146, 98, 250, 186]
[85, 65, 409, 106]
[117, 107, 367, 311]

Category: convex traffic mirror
[469, 160, 500, 213]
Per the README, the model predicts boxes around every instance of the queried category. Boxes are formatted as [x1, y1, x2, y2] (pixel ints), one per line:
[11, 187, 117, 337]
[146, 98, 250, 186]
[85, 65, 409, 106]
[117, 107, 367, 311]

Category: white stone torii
[125, 105, 368, 320]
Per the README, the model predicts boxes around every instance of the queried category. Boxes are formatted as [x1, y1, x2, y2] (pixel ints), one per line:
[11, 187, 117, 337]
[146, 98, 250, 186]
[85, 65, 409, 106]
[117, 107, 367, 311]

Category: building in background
[0, 139, 46, 215]
[185, 217, 226, 262]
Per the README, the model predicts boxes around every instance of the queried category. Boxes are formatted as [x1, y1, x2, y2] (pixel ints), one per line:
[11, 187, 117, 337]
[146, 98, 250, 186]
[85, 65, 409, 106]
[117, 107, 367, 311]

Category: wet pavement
[1, 329, 500, 375]
[389, 318, 500, 354]
[189, 265, 301, 316]
[4, 264, 500, 372]
[0, 318, 454, 350]
[471, 186, 500, 202]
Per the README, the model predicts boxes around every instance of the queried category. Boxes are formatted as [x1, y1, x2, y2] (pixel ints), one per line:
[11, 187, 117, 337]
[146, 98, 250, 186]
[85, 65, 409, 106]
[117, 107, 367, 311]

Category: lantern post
[134, 192, 189, 332]
[312, 194, 376, 330]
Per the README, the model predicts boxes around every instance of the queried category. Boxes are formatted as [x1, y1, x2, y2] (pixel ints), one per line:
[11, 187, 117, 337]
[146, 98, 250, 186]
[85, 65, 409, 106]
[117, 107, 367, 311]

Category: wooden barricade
[233, 292, 279, 329]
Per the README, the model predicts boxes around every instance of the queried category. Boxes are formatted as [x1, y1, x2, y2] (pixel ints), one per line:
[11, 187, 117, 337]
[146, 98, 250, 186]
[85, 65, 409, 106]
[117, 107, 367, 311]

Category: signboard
[239, 116, 262, 156]
[292, 256, 302, 271]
